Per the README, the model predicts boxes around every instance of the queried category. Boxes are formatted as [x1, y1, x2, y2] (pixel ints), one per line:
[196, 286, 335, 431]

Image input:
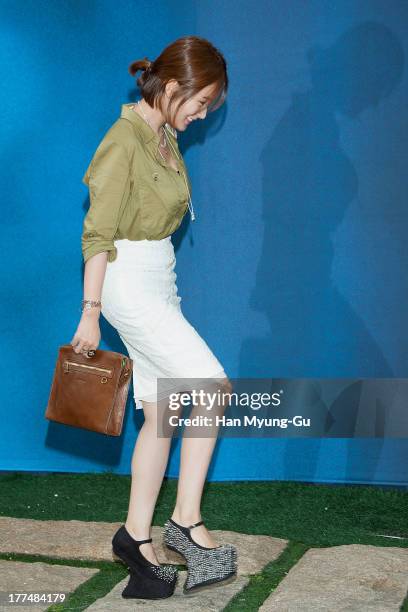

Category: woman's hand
[70, 310, 101, 355]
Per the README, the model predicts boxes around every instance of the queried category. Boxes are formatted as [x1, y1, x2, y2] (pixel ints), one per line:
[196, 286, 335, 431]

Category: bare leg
[171, 377, 232, 548]
[125, 398, 174, 565]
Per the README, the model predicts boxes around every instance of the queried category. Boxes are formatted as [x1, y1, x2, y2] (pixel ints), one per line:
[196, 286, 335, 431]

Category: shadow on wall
[240, 21, 404, 480]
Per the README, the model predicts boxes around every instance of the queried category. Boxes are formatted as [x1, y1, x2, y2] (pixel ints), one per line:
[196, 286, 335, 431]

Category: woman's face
[169, 83, 218, 131]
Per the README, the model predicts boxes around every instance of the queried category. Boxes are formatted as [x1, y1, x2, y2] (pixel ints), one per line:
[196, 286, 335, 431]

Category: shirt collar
[120, 102, 175, 145]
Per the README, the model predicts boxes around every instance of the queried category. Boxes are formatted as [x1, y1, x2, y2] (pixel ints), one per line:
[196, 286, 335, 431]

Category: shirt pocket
[139, 170, 184, 233]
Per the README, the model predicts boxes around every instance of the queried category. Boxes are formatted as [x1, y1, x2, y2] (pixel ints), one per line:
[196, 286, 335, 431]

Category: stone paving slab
[259, 544, 408, 612]
[0, 560, 98, 611]
[86, 569, 249, 611]
[0, 517, 287, 576]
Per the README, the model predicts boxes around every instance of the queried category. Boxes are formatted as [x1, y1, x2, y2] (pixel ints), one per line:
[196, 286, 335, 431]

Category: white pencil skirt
[100, 237, 227, 410]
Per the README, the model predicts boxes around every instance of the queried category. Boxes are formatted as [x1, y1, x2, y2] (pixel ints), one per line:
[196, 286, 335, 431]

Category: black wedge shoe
[163, 518, 238, 595]
[112, 524, 178, 599]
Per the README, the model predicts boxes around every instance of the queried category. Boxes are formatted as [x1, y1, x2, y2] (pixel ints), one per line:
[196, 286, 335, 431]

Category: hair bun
[128, 57, 152, 77]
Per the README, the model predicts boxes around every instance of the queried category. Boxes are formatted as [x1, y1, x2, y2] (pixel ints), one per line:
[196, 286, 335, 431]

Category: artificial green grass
[1, 473, 407, 611]
[224, 541, 308, 611]
[1, 472, 407, 546]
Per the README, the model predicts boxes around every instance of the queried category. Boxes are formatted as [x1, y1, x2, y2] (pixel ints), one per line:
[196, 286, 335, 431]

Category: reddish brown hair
[128, 36, 228, 124]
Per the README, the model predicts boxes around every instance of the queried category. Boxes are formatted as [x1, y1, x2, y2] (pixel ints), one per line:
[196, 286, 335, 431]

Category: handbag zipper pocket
[63, 360, 113, 379]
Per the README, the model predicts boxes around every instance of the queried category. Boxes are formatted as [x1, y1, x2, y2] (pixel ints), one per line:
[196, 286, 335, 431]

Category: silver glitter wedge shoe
[163, 518, 237, 595]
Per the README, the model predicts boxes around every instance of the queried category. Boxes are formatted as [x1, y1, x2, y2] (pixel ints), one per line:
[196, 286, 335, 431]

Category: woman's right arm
[70, 134, 132, 354]
[70, 251, 108, 354]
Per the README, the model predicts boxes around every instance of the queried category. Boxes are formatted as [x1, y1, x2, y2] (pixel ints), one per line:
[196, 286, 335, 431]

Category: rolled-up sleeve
[81, 138, 131, 264]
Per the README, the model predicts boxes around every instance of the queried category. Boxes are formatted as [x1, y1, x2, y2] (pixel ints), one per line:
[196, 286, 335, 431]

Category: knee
[219, 376, 233, 396]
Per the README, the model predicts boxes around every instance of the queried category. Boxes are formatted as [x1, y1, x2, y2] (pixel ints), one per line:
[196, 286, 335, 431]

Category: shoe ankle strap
[189, 520, 204, 529]
[135, 537, 152, 544]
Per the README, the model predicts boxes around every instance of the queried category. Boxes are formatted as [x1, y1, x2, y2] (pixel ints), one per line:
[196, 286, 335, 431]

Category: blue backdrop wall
[1, 0, 407, 485]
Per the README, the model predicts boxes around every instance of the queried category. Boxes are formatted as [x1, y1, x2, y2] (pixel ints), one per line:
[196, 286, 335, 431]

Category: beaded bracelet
[81, 299, 102, 312]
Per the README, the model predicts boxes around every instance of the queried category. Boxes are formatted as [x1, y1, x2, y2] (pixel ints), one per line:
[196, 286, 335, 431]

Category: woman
[70, 36, 237, 599]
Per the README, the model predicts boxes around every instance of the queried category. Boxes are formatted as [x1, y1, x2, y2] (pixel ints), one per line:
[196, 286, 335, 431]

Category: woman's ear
[164, 79, 179, 99]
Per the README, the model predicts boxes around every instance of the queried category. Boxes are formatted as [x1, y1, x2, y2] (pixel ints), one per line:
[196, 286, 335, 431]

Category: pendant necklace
[133, 100, 196, 221]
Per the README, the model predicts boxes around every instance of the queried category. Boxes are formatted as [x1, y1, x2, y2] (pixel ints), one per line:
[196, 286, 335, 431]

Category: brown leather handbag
[45, 344, 133, 436]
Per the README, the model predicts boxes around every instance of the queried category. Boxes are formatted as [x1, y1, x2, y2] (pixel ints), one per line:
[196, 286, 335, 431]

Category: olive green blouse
[81, 102, 192, 264]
